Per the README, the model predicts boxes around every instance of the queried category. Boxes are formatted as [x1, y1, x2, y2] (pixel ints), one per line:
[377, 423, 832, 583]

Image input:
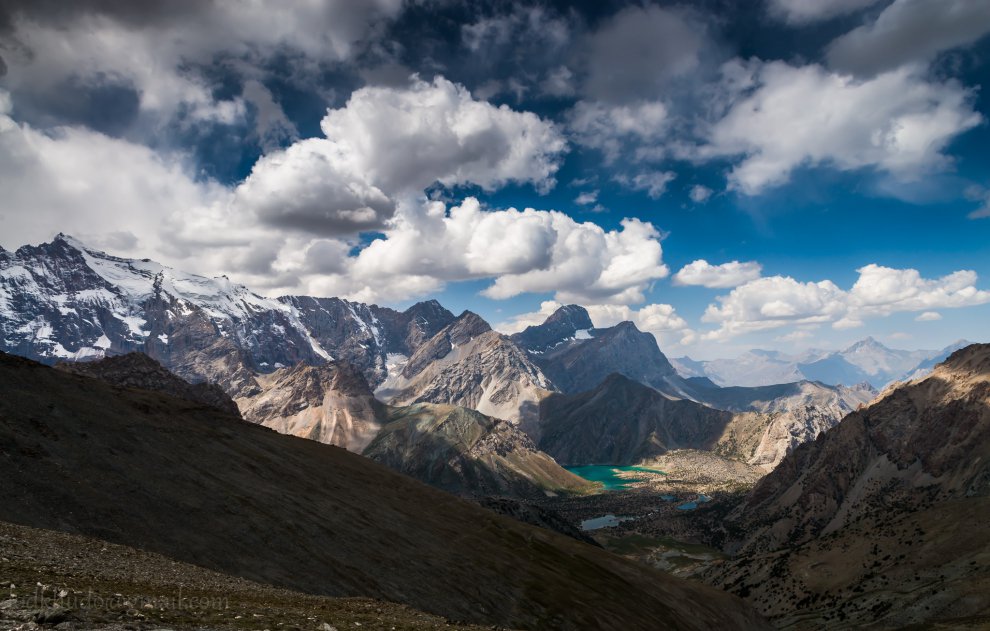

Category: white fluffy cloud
[0, 81, 581, 302]
[233, 138, 395, 236]
[0, 98, 228, 258]
[673, 260, 762, 288]
[317, 76, 567, 194]
[850, 264, 990, 316]
[827, 0, 990, 76]
[699, 61, 982, 194]
[767, 0, 882, 25]
[915, 311, 943, 322]
[323, 198, 669, 305]
[232, 75, 565, 237]
[701, 264, 990, 339]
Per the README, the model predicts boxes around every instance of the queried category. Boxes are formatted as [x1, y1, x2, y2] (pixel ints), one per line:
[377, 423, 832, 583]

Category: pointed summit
[510, 304, 593, 354]
[845, 336, 887, 352]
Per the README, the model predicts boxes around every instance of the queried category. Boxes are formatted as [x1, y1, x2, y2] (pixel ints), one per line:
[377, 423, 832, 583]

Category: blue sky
[0, 0, 989, 358]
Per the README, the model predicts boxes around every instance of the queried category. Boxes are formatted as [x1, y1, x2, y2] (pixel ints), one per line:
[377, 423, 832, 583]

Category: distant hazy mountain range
[671, 336, 971, 389]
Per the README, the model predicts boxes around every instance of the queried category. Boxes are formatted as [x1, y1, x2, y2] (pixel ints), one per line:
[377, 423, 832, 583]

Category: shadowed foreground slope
[0, 352, 767, 631]
[0, 520, 495, 630]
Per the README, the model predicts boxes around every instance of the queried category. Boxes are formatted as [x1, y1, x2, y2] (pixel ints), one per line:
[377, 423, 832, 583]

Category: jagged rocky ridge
[0, 352, 769, 631]
[0, 234, 454, 392]
[703, 344, 990, 628]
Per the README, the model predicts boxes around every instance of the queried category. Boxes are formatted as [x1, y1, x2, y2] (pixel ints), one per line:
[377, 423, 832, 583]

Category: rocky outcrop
[364, 403, 592, 499]
[379, 312, 554, 435]
[706, 380, 876, 470]
[236, 361, 387, 452]
[725, 344, 990, 554]
[56, 352, 240, 416]
[0, 352, 769, 631]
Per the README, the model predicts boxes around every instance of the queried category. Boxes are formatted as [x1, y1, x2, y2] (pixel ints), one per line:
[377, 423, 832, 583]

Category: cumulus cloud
[231, 76, 566, 237]
[849, 264, 990, 316]
[701, 264, 990, 339]
[0, 98, 228, 258]
[0, 79, 580, 303]
[673, 260, 762, 288]
[698, 61, 982, 195]
[689, 185, 713, 203]
[574, 190, 598, 205]
[568, 100, 669, 164]
[328, 198, 669, 305]
[318, 76, 566, 194]
[915, 311, 943, 321]
[767, 0, 882, 25]
[827, 0, 990, 76]
[233, 138, 395, 237]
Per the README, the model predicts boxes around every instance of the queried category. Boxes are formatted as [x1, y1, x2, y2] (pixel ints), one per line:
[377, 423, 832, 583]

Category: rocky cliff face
[704, 380, 876, 470]
[509, 304, 594, 353]
[364, 403, 591, 499]
[56, 352, 240, 416]
[703, 344, 990, 628]
[236, 361, 388, 452]
[279, 296, 456, 388]
[372, 299, 457, 357]
[379, 312, 555, 435]
[538, 373, 736, 465]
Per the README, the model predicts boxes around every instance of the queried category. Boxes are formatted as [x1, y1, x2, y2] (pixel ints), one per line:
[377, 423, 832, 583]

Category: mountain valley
[2, 235, 988, 630]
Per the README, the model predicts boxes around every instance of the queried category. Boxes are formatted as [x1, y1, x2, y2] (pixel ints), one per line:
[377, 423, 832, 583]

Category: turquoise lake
[565, 465, 667, 491]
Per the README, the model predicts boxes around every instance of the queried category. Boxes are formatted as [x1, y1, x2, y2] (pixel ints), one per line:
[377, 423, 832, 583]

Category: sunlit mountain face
[1, 0, 988, 362]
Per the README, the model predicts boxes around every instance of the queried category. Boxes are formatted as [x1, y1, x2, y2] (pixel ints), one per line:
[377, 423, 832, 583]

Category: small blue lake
[565, 465, 667, 491]
[676, 494, 712, 511]
[579, 514, 635, 531]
